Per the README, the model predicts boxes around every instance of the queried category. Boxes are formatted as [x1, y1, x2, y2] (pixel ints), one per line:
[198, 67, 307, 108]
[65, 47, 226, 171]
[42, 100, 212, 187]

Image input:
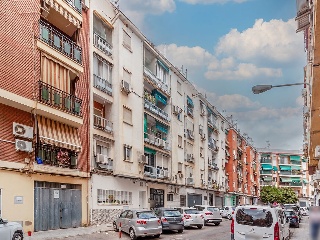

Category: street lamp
[252, 83, 309, 94]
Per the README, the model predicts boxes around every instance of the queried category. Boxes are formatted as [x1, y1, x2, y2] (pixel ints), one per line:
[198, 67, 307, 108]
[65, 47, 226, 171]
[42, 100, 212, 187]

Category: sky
[118, 0, 306, 150]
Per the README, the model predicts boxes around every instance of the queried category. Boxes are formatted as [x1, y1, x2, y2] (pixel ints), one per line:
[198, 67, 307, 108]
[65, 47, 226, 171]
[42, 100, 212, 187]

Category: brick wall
[0, 104, 33, 163]
[0, 0, 41, 100]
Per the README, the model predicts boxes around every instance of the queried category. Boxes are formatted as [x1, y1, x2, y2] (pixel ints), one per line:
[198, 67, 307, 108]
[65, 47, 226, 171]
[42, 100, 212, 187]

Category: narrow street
[61, 219, 231, 240]
[291, 216, 310, 240]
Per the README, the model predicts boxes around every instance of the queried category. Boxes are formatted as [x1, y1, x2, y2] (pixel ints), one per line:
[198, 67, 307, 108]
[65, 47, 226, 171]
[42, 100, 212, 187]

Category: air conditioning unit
[121, 80, 131, 94]
[187, 177, 194, 185]
[13, 123, 33, 139]
[155, 138, 161, 146]
[15, 139, 33, 153]
[96, 154, 105, 163]
[139, 155, 148, 164]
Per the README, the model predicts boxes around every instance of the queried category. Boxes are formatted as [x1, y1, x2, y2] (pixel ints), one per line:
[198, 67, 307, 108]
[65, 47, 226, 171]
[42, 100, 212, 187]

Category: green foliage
[260, 186, 298, 204]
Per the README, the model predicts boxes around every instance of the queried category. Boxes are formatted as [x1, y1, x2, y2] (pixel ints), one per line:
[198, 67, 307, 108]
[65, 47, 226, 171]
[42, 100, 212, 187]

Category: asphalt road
[62, 219, 231, 240]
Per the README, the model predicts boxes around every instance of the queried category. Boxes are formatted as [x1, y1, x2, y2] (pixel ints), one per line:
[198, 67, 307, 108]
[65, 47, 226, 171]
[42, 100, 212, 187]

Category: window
[179, 195, 185, 206]
[97, 189, 133, 205]
[124, 145, 132, 161]
[156, 62, 167, 83]
[123, 68, 131, 83]
[178, 135, 183, 148]
[93, 53, 112, 82]
[177, 111, 182, 121]
[200, 147, 204, 158]
[236, 208, 273, 227]
[177, 81, 182, 94]
[120, 211, 128, 218]
[96, 143, 109, 157]
[167, 194, 174, 201]
[123, 30, 131, 50]
[123, 106, 132, 125]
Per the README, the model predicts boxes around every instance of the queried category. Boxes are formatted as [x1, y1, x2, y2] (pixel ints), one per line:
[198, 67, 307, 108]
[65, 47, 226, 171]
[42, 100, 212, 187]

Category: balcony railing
[38, 81, 82, 117]
[260, 159, 272, 163]
[260, 170, 273, 175]
[93, 74, 112, 96]
[143, 67, 170, 95]
[39, 19, 82, 64]
[144, 99, 170, 122]
[93, 32, 112, 56]
[279, 182, 303, 187]
[208, 139, 218, 151]
[63, 0, 82, 14]
[93, 114, 113, 133]
[187, 107, 193, 117]
[36, 143, 77, 169]
[144, 132, 170, 151]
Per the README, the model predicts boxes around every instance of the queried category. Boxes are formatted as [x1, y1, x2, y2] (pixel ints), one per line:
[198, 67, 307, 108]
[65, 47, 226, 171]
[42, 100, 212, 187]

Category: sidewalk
[25, 224, 113, 240]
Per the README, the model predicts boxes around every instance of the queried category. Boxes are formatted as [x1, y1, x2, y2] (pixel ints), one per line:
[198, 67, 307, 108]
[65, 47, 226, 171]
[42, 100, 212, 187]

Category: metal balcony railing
[144, 165, 157, 177]
[39, 19, 82, 64]
[93, 74, 112, 96]
[260, 170, 273, 175]
[144, 99, 170, 122]
[93, 32, 113, 56]
[93, 115, 113, 133]
[38, 81, 82, 117]
[63, 0, 82, 14]
[144, 132, 170, 151]
[279, 182, 303, 187]
[260, 159, 272, 163]
[143, 67, 170, 95]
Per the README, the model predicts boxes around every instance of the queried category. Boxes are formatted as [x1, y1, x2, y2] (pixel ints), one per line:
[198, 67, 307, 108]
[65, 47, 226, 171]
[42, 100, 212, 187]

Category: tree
[260, 186, 298, 204]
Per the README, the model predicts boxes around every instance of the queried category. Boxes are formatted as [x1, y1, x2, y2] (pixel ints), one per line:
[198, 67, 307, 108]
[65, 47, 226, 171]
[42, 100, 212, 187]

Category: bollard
[28, 231, 32, 236]
[119, 222, 122, 238]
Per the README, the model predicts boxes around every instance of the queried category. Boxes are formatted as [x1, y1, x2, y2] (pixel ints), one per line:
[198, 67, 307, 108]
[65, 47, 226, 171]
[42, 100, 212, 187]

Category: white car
[0, 218, 24, 240]
[300, 207, 309, 216]
[220, 206, 236, 220]
[193, 205, 222, 226]
[231, 205, 290, 240]
[176, 207, 204, 229]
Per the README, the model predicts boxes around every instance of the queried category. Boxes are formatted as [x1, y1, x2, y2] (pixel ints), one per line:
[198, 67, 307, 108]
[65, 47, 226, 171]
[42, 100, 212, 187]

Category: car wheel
[214, 222, 220, 226]
[12, 232, 23, 240]
[227, 214, 232, 220]
[154, 234, 161, 238]
[178, 229, 183, 233]
[197, 225, 203, 229]
[113, 222, 119, 232]
[129, 228, 137, 240]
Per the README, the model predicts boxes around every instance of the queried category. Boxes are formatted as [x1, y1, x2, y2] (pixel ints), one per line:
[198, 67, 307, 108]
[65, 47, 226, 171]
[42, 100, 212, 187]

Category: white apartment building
[87, 0, 231, 224]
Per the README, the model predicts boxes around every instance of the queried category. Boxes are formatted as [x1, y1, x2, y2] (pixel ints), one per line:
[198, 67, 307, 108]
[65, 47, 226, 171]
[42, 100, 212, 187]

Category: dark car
[284, 204, 302, 222]
[154, 208, 184, 233]
[284, 210, 299, 228]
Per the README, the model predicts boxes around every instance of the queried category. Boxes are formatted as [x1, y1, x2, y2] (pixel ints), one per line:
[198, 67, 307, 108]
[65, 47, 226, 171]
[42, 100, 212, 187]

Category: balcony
[144, 132, 170, 151]
[279, 182, 303, 187]
[260, 159, 272, 163]
[143, 67, 170, 96]
[93, 32, 112, 56]
[95, 154, 113, 172]
[38, 81, 82, 117]
[208, 139, 219, 152]
[64, 0, 82, 15]
[187, 107, 193, 117]
[93, 114, 113, 133]
[93, 74, 112, 96]
[208, 118, 218, 132]
[260, 170, 272, 175]
[144, 165, 168, 179]
[144, 99, 170, 122]
[36, 143, 77, 169]
[39, 19, 82, 65]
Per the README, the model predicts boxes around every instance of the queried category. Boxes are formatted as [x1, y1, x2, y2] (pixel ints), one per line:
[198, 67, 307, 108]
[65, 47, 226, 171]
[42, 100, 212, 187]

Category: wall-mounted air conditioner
[15, 139, 33, 153]
[13, 122, 33, 139]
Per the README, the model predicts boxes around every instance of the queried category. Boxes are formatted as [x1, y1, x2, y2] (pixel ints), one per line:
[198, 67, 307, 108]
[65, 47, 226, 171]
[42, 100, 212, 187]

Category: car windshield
[208, 207, 220, 212]
[284, 211, 295, 216]
[163, 210, 181, 217]
[136, 211, 157, 219]
[185, 209, 200, 214]
[236, 208, 273, 228]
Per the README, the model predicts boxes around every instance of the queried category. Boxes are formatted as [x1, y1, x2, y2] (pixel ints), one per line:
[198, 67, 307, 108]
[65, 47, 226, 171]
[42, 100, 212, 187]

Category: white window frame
[97, 189, 133, 205]
[94, 54, 112, 83]
[124, 145, 132, 161]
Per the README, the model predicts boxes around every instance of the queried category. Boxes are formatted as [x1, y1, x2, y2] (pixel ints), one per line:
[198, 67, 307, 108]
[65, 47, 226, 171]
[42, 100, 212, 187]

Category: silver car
[194, 205, 222, 226]
[176, 207, 204, 229]
[113, 209, 162, 240]
[0, 218, 24, 240]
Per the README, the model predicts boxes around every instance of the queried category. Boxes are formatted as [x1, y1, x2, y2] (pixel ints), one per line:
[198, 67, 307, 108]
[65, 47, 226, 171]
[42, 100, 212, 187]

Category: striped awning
[37, 115, 81, 152]
[261, 164, 273, 170]
[290, 155, 301, 161]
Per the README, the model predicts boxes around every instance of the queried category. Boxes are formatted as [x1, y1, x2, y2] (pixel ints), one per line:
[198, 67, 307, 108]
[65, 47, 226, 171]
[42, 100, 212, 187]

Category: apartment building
[225, 127, 260, 206]
[0, 0, 89, 233]
[258, 149, 312, 202]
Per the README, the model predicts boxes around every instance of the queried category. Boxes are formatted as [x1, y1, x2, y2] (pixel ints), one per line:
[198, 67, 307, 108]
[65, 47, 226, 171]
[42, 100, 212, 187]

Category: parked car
[0, 218, 24, 240]
[220, 206, 236, 220]
[284, 210, 300, 228]
[153, 208, 184, 233]
[300, 207, 309, 216]
[283, 204, 302, 222]
[231, 205, 290, 240]
[193, 205, 222, 226]
[176, 207, 204, 229]
[113, 209, 162, 240]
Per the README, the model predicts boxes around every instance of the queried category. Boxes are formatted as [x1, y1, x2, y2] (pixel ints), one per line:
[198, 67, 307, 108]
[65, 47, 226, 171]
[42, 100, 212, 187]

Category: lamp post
[252, 83, 310, 94]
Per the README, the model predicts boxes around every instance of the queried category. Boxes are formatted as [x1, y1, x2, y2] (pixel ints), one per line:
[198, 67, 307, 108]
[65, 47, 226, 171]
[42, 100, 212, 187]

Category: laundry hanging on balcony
[279, 165, 291, 171]
[260, 164, 272, 170]
[152, 89, 167, 105]
[187, 96, 194, 107]
[37, 115, 81, 152]
[157, 60, 169, 73]
[156, 121, 168, 134]
[290, 155, 301, 162]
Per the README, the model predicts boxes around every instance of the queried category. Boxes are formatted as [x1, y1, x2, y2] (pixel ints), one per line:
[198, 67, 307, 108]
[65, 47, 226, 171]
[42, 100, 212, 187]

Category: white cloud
[215, 18, 305, 64]
[179, 0, 247, 4]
